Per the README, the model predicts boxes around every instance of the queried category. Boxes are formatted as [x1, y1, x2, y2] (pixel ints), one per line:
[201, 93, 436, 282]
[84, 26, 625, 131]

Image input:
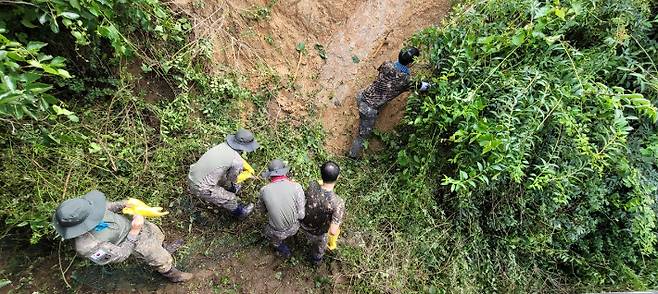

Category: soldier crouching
[52, 190, 193, 283]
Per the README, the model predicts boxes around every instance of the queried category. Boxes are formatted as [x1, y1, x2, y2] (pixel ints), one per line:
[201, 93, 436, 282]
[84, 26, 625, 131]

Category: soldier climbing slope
[188, 128, 260, 219]
[52, 190, 193, 283]
[301, 161, 345, 265]
[348, 47, 431, 159]
[259, 159, 306, 258]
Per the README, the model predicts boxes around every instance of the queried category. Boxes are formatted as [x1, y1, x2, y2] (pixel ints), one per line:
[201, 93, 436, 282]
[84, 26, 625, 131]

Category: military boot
[310, 254, 323, 266]
[276, 243, 292, 258]
[161, 267, 193, 283]
[348, 137, 364, 159]
[231, 203, 254, 219]
[163, 239, 185, 254]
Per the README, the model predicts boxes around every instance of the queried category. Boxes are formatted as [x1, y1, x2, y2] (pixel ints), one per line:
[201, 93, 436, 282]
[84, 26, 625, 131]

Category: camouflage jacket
[360, 61, 411, 110]
[301, 181, 345, 235]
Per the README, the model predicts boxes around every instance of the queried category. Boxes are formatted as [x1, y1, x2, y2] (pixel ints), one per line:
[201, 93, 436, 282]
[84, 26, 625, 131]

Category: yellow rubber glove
[126, 198, 147, 208]
[122, 198, 169, 217]
[327, 228, 340, 250]
[236, 158, 255, 183]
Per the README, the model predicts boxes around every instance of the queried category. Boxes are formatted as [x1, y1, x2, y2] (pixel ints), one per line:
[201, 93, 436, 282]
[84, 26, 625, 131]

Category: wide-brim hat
[226, 128, 260, 153]
[52, 190, 106, 240]
[261, 159, 291, 178]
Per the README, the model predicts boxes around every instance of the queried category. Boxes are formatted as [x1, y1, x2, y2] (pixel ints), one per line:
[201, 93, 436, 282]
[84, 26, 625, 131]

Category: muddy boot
[348, 137, 364, 159]
[231, 203, 254, 219]
[310, 254, 323, 266]
[163, 239, 185, 254]
[161, 267, 193, 283]
[276, 243, 292, 258]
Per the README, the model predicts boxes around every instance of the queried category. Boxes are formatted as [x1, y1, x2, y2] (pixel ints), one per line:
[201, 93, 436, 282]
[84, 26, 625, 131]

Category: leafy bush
[399, 0, 658, 289]
[0, 0, 190, 120]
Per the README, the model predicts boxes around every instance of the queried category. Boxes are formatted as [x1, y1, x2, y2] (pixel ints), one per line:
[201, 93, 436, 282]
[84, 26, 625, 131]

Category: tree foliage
[403, 0, 658, 288]
[0, 0, 190, 120]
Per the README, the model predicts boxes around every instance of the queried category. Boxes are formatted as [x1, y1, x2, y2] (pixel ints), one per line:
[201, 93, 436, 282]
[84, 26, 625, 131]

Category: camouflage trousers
[188, 179, 240, 211]
[301, 228, 328, 259]
[264, 222, 300, 247]
[349, 94, 379, 157]
[133, 222, 174, 273]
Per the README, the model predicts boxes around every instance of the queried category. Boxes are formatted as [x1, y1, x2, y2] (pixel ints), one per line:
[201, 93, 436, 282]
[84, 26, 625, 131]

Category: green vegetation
[365, 0, 658, 291]
[1, 0, 657, 292]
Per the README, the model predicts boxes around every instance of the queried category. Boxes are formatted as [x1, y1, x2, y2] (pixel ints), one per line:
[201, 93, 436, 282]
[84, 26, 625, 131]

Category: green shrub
[399, 0, 658, 289]
[0, 0, 190, 120]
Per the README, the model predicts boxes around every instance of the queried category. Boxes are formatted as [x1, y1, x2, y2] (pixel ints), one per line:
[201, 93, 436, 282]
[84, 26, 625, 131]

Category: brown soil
[173, 0, 450, 154]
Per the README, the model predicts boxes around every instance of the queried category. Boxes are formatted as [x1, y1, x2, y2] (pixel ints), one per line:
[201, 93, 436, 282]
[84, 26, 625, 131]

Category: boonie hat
[52, 190, 107, 240]
[226, 128, 260, 153]
[261, 159, 291, 178]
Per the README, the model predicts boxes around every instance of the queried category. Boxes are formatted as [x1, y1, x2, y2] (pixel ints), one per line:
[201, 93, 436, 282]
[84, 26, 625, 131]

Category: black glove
[227, 182, 241, 193]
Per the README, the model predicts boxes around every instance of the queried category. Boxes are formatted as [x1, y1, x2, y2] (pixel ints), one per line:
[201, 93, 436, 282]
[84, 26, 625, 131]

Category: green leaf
[554, 7, 566, 20]
[26, 82, 53, 94]
[6, 52, 25, 62]
[57, 69, 72, 78]
[42, 65, 59, 75]
[477, 36, 495, 45]
[71, 30, 83, 41]
[2, 75, 15, 91]
[49, 17, 60, 33]
[296, 42, 306, 53]
[38, 13, 48, 25]
[69, 0, 80, 9]
[89, 142, 102, 153]
[50, 56, 66, 67]
[53, 105, 74, 116]
[544, 35, 561, 44]
[141, 63, 153, 73]
[21, 18, 38, 28]
[4, 61, 20, 71]
[26, 41, 48, 52]
[0, 279, 10, 288]
[46, 131, 61, 144]
[67, 114, 79, 122]
[511, 30, 526, 46]
[60, 12, 80, 20]
[154, 8, 167, 19]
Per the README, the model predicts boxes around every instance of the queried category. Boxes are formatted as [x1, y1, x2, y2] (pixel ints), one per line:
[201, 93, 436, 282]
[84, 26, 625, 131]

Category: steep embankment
[175, 0, 449, 154]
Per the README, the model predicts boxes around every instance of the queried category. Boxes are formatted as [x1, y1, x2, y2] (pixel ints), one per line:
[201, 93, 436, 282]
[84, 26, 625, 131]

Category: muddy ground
[0, 0, 449, 293]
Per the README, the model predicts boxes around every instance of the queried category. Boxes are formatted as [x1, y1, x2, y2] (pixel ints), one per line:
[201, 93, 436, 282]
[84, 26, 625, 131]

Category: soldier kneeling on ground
[188, 128, 260, 219]
[301, 161, 345, 265]
[52, 190, 193, 283]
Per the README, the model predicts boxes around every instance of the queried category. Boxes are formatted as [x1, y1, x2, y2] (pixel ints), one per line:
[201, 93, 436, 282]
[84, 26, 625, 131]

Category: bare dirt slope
[174, 0, 450, 154]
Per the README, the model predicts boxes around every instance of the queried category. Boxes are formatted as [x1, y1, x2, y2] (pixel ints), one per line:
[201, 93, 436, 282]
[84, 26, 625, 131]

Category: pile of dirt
[173, 0, 450, 154]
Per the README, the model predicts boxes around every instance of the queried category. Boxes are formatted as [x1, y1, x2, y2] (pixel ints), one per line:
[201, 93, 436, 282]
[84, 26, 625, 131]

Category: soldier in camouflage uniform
[259, 159, 306, 258]
[301, 161, 345, 265]
[348, 47, 431, 158]
[188, 129, 260, 218]
[52, 190, 193, 283]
